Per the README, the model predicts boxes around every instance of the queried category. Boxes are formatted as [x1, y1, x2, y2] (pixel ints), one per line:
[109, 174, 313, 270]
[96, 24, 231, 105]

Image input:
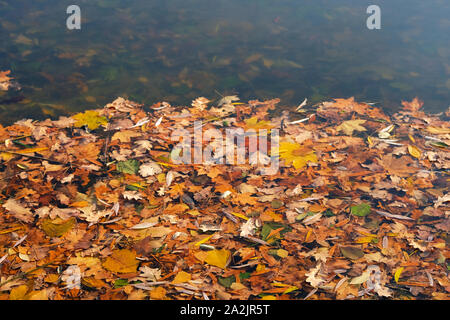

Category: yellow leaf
[102, 249, 139, 274]
[394, 267, 404, 283]
[69, 201, 90, 208]
[336, 119, 367, 135]
[172, 271, 191, 284]
[195, 234, 214, 247]
[149, 286, 167, 299]
[9, 285, 28, 300]
[279, 142, 317, 169]
[408, 145, 421, 159]
[41, 217, 76, 237]
[230, 282, 247, 291]
[256, 264, 266, 273]
[1, 152, 14, 161]
[261, 295, 277, 300]
[72, 110, 107, 130]
[26, 289, 48, 300]
[187, 209, 200, 216]
[426, 126, 450, 134]
[13, 147, 48, 154]
[44, 274, 59, 283]
[204, 249, 231, 269]
[81, 277, 106, 289]
[244, 117, 274, 131]
[231, 212, 249, 221]
[276, 249, 289, 258]
[355, 236, 376, 244]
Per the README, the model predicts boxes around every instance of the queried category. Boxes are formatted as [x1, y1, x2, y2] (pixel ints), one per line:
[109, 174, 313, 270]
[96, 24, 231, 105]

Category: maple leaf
[378, 154, 417, 177]
[111, 130, 142, 143]
[139, 161, 162, 177]
[218, 95, 240, 106]
[243, 117, 274, 131]
[0, 70, 12, 90]
[0, 70, 11, 83]
[72, 110, 107, 130]
[401, 97, 423, 112]
[336, 119, 367, 135]
[191, 97, 210, 111]
[123, 191, 143, 201]
[138, 266, 161, 281]
[278, 141, 317, 169]
[305, 263, 326, 288]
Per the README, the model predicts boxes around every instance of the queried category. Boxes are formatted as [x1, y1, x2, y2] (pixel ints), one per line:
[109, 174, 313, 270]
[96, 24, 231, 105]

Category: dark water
[0, 0, 449, 124]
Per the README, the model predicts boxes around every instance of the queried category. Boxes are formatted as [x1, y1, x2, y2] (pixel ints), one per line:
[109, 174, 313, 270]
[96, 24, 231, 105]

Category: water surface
[0, 0, 449, 124]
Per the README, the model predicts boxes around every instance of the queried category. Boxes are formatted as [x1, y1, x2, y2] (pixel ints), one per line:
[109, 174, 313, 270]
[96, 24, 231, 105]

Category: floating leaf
[72, 110, 107, 130]
[408, 145, 421, 159]
[336, 119, 367, 135]
[279, 142, 317, 169]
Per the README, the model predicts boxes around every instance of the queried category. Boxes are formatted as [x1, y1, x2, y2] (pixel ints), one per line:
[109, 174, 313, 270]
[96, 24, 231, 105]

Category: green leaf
[260, 222, 291, 241]
[114, 279, 129, 288]
[340, 246, 364, 260]
[239, 272, 251, 280]
[351, 203, 371, 217]
[218, 275, 235, 288]
[116, 160, 140, 175]
[271, 200, 284, 209]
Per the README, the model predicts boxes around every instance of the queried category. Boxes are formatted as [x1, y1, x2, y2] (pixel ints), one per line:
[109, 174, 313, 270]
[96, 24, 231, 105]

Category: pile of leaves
[0, 95, 448, 300]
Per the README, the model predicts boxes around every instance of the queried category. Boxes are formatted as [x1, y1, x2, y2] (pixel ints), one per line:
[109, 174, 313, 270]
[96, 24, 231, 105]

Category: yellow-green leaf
[72, 110, 107, 130]
[41, 217, 76, 237]
[279, 142, 317, 169]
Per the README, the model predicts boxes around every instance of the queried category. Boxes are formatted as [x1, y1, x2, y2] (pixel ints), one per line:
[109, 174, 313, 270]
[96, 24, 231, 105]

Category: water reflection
[0, 0, 449, 124]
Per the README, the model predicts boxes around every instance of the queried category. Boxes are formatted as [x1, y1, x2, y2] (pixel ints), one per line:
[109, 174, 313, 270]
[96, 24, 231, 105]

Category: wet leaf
[72, 110, 107, 130]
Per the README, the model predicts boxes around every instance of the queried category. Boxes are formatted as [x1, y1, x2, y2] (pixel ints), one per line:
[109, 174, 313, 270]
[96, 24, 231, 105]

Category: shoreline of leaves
[0, 95, 449, 300]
